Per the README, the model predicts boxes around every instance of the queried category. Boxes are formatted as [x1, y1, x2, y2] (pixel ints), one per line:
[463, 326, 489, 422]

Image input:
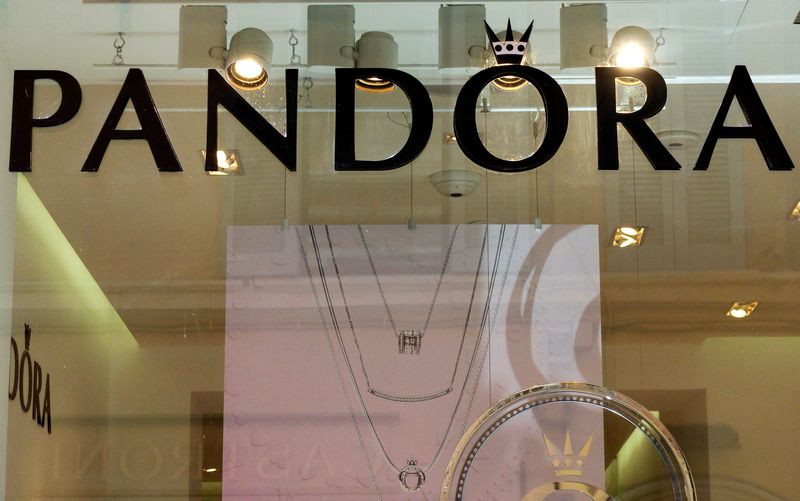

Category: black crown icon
[485, 19, 533, 65]
[24, 323, 31, 351]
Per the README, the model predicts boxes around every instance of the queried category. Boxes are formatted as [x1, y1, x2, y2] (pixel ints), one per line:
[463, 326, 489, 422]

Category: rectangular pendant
[398, 329, 423, 355]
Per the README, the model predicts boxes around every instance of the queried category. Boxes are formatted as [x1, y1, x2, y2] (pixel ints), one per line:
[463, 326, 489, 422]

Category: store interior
[1, 0, 799, 499]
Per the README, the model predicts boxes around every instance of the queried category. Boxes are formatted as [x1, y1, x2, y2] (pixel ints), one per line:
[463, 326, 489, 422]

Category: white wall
[0, 44, 18, 500]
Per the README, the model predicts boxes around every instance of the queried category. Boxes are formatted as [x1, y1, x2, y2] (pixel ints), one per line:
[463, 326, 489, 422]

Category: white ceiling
[3, 0, 800, 85]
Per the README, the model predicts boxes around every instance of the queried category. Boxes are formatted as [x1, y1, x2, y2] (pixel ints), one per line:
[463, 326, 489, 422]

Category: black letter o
[8, 338, 18, 401]
[454, 66, 568, 172]
[19, 350, 32, 413]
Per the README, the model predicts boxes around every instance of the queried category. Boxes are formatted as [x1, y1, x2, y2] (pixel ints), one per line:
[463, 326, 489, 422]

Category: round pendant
[399, 459, 426, 492]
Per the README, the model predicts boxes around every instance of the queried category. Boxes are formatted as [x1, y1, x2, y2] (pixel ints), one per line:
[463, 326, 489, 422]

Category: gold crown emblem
[542, 431, 594, 477]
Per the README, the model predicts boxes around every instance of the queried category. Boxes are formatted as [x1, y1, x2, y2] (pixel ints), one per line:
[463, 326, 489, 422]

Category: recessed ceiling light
[612, 226, 645, 248]
[201, 149, 242, 176]
[726, 301, 758, 319]
[789, 200, 800, 220]
[655, 129, 700, 151]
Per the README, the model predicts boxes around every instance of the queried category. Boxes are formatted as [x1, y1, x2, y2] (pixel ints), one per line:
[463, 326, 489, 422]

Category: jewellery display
[333, 225, 484, 403]
[296, 224, 519, 493]
[357, 224, 459, 355]
[441, 382, 696, 501]
[397, 329, 424, 355]
[399, 459, 426, 492]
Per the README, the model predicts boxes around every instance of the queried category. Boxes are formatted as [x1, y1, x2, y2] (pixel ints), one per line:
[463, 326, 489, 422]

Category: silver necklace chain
[294, 225, 384, 500]
[357, 224, 459, 338]
[457, 224, 519, 437]
[298, 224, 517, 486]
[331, 225, 484, 403]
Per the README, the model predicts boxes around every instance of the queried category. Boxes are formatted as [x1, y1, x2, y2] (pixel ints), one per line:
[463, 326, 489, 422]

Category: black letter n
[205, 69, 297, 172]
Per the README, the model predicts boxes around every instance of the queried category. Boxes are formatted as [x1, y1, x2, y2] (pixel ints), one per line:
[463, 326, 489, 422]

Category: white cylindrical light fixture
[225, 28, 273, 91]
[178, 5, 228, 70]
[341, 31, 399, 93]
[307, 5, 355, 71]
[559, 3, 608, 69]
[608, 26, 656, 68]
[438, 4, 486, 75]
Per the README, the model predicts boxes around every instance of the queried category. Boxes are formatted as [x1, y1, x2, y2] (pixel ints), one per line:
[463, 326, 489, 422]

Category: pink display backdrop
[223, 225, 601, 499]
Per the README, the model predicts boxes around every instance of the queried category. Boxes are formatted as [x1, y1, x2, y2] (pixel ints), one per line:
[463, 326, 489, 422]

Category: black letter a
[695, 66, 793, 171]
[82, 69, 181, 172]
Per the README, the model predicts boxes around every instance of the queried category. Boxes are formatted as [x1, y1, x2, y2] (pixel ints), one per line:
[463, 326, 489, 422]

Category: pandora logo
[8, 324, 52, 434]
[7, 64, 793, 175]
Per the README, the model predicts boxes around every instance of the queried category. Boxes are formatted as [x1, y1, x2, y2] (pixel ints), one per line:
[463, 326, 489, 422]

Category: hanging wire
[654, 28, 666, 65]
[481, 96, 491, 227]
[301, 77, 314, 108]
[630, 140, 644, 388]
[409, 151, 415, 229]
[385, 113, 414, 228]
[655, 28, 666, 49]
[386, 112, 410, 129]
[282, 155, 288, 230]
[533, 109, 543, 229]
[288, 29, 302, 66]
[112, 32, 126, 66]
[478, 101, 492, 403]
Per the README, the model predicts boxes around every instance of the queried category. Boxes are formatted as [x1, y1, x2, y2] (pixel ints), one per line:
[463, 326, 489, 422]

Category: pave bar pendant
[398, 329, 423, 355]
[399, 459, 426, 491]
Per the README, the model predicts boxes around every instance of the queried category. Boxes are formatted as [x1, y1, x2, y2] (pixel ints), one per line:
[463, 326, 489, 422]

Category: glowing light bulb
[216, 150, 228, 169]
[728, 308, 747, 319]
[614, 44, 648, 68]
[232, 59, 264, 80]
[790, 200, 800, 220]
[612, 226, 645, 247]
[726, 301, 758, 319]
[202, 149, 242, 176]
[355, 76, 395, 93]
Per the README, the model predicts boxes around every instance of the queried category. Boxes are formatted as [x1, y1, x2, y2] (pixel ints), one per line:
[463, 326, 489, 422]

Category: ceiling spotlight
[606, 26, 656, 76]
[559, 4, 660, 78]
[485, 20, 533, 92]
[438, 5, 487, 75]
[340, 31, 399, 93]
[202, 149, 242, 176]
[727, 301, 758, 319]
[612, 226, 644, 248]
[178, 6, 272, 91]
[224, 28, 272, 91]
[603, 26, 657, 86]
[789, 200, 800, 220]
